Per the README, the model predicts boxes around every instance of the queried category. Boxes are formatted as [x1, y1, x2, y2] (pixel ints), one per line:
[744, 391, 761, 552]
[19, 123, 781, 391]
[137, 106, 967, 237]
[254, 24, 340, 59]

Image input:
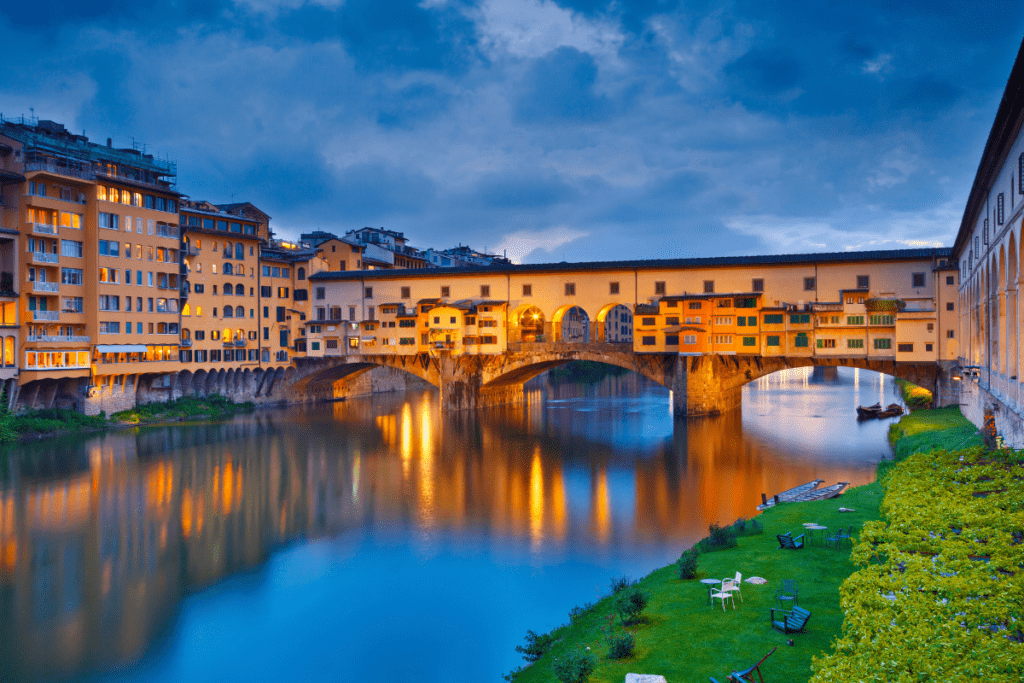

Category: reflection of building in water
[0, 383, 877, 680]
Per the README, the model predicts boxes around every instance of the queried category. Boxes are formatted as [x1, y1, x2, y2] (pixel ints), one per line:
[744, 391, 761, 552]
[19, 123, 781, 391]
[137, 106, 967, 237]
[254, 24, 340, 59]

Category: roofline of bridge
[309, 247, 952, 282]
[953, 34, 1024, 258]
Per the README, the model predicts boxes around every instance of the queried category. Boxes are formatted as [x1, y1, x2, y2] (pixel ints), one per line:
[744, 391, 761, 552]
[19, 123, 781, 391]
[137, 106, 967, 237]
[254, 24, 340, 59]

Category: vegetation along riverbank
[0, 394, 255, 443]
[505, 405, 993, 683]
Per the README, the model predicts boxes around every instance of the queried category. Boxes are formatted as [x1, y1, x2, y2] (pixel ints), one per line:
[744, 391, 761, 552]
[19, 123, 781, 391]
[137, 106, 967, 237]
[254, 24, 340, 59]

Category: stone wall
[960, 376, 1024, 448]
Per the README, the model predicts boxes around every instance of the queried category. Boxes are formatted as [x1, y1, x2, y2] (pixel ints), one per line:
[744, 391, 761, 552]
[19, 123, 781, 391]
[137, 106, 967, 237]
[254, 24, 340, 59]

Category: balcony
[32, 311, 59, 321]
[24, 160, 96, 181]
[27, 334, 90, 343]
[184, 245, 200, 257]
[180, 338, 192, 347]
[31, 223, 58, 235]
[32, 281, 59, 293]
[225, 339, 247, 347]
[31, 252, 58, 264]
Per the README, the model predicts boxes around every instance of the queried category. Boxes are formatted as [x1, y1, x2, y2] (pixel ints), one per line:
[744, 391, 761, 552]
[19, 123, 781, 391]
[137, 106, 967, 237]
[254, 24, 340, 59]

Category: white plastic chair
[711, 579, 737, 611]
[724, 572, 743, 602]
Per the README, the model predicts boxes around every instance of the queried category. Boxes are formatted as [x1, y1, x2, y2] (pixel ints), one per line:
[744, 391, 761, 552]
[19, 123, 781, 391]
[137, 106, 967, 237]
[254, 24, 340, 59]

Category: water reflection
[0, 367, 898, 682]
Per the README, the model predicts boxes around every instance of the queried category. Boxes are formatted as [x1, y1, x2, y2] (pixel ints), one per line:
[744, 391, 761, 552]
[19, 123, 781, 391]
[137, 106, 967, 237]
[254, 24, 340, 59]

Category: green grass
[8, 408, 107, 437]
[894, 378, 933, 410]
[509, 405, 981, 683]
[111, 394, 254, 424]
[509, 485, 884, 683]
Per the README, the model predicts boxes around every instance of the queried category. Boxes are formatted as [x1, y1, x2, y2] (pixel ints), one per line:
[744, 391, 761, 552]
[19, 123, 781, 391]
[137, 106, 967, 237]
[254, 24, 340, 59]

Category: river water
[0, 366, 901, 682]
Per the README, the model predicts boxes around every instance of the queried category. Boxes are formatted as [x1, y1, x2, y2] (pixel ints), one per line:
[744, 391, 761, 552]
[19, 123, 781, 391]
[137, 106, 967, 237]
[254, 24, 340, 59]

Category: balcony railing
[24, 160, 96, 181]
[31, 252, 59, 264]
[225, 339, 247, 347]
[27, 334, 90, 343]
[32, 311, 59, 321]
[180, 338, 192, 347]
[31, 223, 58, 235]
[32, 281, 59, 293]
[184, 245, 200, 256]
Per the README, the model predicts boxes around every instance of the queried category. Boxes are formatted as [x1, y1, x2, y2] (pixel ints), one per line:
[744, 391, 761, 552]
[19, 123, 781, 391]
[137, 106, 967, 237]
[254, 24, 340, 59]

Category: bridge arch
[510, 304, 546, 343]
[595, 303, 634, 343]
[479, 347, 674, 388]
[552, 304, 591, 343]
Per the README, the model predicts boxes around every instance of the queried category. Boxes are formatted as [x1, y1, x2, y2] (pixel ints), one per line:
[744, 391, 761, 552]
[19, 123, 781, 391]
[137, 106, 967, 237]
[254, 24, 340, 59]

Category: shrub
[677, 547, 699, 579]
[609, 575, 634, 594]
[568, 602, 594, 624]
[606, 630, 635, 659]
[551, 648, 596, 683]
[700, 522, 738, 551]
[515, 630, 556, 663]
[614, 586, 650, 625]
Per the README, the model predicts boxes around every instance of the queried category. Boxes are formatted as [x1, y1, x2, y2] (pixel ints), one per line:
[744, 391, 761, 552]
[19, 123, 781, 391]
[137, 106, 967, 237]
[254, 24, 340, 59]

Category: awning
[95, 344, 149, 353]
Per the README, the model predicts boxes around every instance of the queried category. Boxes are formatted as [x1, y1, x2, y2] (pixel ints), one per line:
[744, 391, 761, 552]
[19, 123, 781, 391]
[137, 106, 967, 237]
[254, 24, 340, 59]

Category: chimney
[107, 138, 112, 147]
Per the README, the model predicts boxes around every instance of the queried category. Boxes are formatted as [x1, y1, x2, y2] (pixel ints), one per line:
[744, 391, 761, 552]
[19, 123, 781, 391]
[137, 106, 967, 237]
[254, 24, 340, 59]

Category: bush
[614, 586, 650, 625]
[609, 575, 634, 594]
[606, 630, 635, 659]
[568, 602, 594, 624]
[515, 630, 556, 663]
[551, 648, 596, 683]
[677, 547, 700, 579]
[700, 523, 738, 551]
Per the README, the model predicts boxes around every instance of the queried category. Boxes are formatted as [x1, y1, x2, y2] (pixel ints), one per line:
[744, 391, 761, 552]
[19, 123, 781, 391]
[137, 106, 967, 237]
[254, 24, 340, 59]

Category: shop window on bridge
[642, 317, 656, 326]
[926, 343, 933, 352]
[665, 316, 679, 325]
[766, 335, 780, 346]
[642, 336, 656, 346]
[794, 333, 809, 347]
[816, 338, 836, 349]
[874, 338, 892, 350]
[714, 335, 733, 344]
[847, 316, 864, 325]
[790, 314, 810, 324]
[665, 335, 679, 345]
[898, 343, 914, 353]
[847, 339, 864, 349]
[857, 275, 869, 289]
[688, 302, 701, 310]
[764, 314, 783, 324]
[523, 284, 532, 296]
[683, 335, 697, 345]
[482, 336, 497, 344]
[869, 315, 894, 325]
[717, 299, 732, 308]
[735, 297, 756, 308]
[742, 336, 756, 347]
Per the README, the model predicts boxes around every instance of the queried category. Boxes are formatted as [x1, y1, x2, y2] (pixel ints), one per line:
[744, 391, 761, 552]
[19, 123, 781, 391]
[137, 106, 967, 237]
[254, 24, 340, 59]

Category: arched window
[224, 241, 232, 256]
[223, 263, 233, 275]
[182, 303, 191, 316]
[235, 305, 244, 317]
[224, 284, 233, 296]
[224, 306, 233, 318]
[235, 283, 244, 295]
[3, 337, 14, 366]
[182, 328, 191, 339]
[237, 265, 245, 276]
[298, 267, 306, 281]
[235, 243, 244, 259]
[236, 328, 244, 340]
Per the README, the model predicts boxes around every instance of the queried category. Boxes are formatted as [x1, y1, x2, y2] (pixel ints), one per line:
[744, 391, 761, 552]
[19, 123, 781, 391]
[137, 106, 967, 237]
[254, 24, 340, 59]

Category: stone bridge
[273, 342, 959, 415]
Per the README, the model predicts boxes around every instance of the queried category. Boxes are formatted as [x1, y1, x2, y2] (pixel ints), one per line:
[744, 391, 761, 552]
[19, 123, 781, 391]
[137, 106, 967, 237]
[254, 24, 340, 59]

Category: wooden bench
[770, 606, 812, 634]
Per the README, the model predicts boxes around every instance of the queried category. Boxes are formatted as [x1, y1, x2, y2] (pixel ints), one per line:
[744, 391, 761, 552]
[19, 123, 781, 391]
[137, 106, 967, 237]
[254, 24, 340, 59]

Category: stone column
[437, 354, 524, 410]
[671, 355, 742, 416]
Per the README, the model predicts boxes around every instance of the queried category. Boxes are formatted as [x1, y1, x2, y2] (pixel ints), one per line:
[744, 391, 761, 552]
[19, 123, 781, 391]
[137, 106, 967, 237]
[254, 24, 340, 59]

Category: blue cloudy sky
[2, 1, 1023, 263]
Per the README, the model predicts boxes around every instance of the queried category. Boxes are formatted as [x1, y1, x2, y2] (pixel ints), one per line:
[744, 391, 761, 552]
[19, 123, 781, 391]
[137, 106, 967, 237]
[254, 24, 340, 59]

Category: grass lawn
[510, 484, 884, 683]
[509, 405, 982, 683]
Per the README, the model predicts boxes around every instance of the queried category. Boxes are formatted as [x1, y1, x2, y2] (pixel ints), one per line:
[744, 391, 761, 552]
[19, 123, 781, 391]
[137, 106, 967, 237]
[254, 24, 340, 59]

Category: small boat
[856, 403, 882, 419]
[788, 481, 850, 504]
[876, 403, 904, 419]
[756, 479, 825, 511]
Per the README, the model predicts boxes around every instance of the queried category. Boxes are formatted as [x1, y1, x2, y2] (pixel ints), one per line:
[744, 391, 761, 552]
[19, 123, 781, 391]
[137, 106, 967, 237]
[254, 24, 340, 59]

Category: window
[847, 316, 864, 325]
[641, 336, 656, 346]
[912, 273, 925, 288]
[898, 343, 914, 353]
[655, 281, 666, 295]
[277, 306, 286, 322]
[99, 321, 120, 334]
[790, 314, 810, 324]
[565, 283, 576, 296]
[794, 333, 809, 348]
[927, 323, 934, 332]
[752, 278, 764, 292]
[946, 302, 954, 311]
[400, 286, 410, 299]
[766, 335, 780, 346]
[847, 338, 864, 349]
[816, 338, 836, 349]
[869, 315, 894, 325]
[61, 240, 83, 257]
[63, 296, 83, 313]
[665, 316, 679, 325]
[98, 295, 120, 311]
[683, 335, 697, 345]
[98, 240, 120, 257]
[947, 330, 955, 339]
[294, 289, 308, 301]
[873, 338, 892, 350]
[98, 212, 119, 230]
[703, 280, 714, 293]
[764, 314, 783, 324]
[441, 286, 450, 298]
[641, 317, 656, 326]
[61, 268, 84, 285]
[480, 285, 490, 297]
[997, 193, 1005, 224]
[714, 335, 733, 344]
[98, 268, 119, 283]
[804, 277, 815, 290]
[945, 275, 954, 285]
[279, 330, 289, 347]
[521, 284, 532, 296]
[278, 287, 289, 298]
[665, 334, 679, 345]
[688, 302, 701, 310]
[714, 316, 732, 325]
[854, 275, 869, 290]
[742, 337, 756, 347]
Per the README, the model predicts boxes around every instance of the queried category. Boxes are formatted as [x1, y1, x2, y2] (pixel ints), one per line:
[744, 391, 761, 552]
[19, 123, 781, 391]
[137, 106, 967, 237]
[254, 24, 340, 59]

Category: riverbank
[505, 406, 981, 683]
[0, 394, 255, 443]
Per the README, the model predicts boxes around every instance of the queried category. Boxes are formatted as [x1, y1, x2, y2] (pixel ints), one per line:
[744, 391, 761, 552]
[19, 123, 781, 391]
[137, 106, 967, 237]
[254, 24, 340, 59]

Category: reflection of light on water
[400, 402, 413, 480]
[419, 400, 435, 525]
[352, 453, 360, 502]
[529, 448, 543, 549]
[594, 466, 610, 544]
[854, 367, 860, 392]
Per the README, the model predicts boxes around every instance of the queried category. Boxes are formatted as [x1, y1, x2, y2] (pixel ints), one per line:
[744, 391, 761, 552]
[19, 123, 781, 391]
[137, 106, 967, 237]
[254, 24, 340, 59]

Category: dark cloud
[516, 47, 612, 123]
[468, 171, 578, 209]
